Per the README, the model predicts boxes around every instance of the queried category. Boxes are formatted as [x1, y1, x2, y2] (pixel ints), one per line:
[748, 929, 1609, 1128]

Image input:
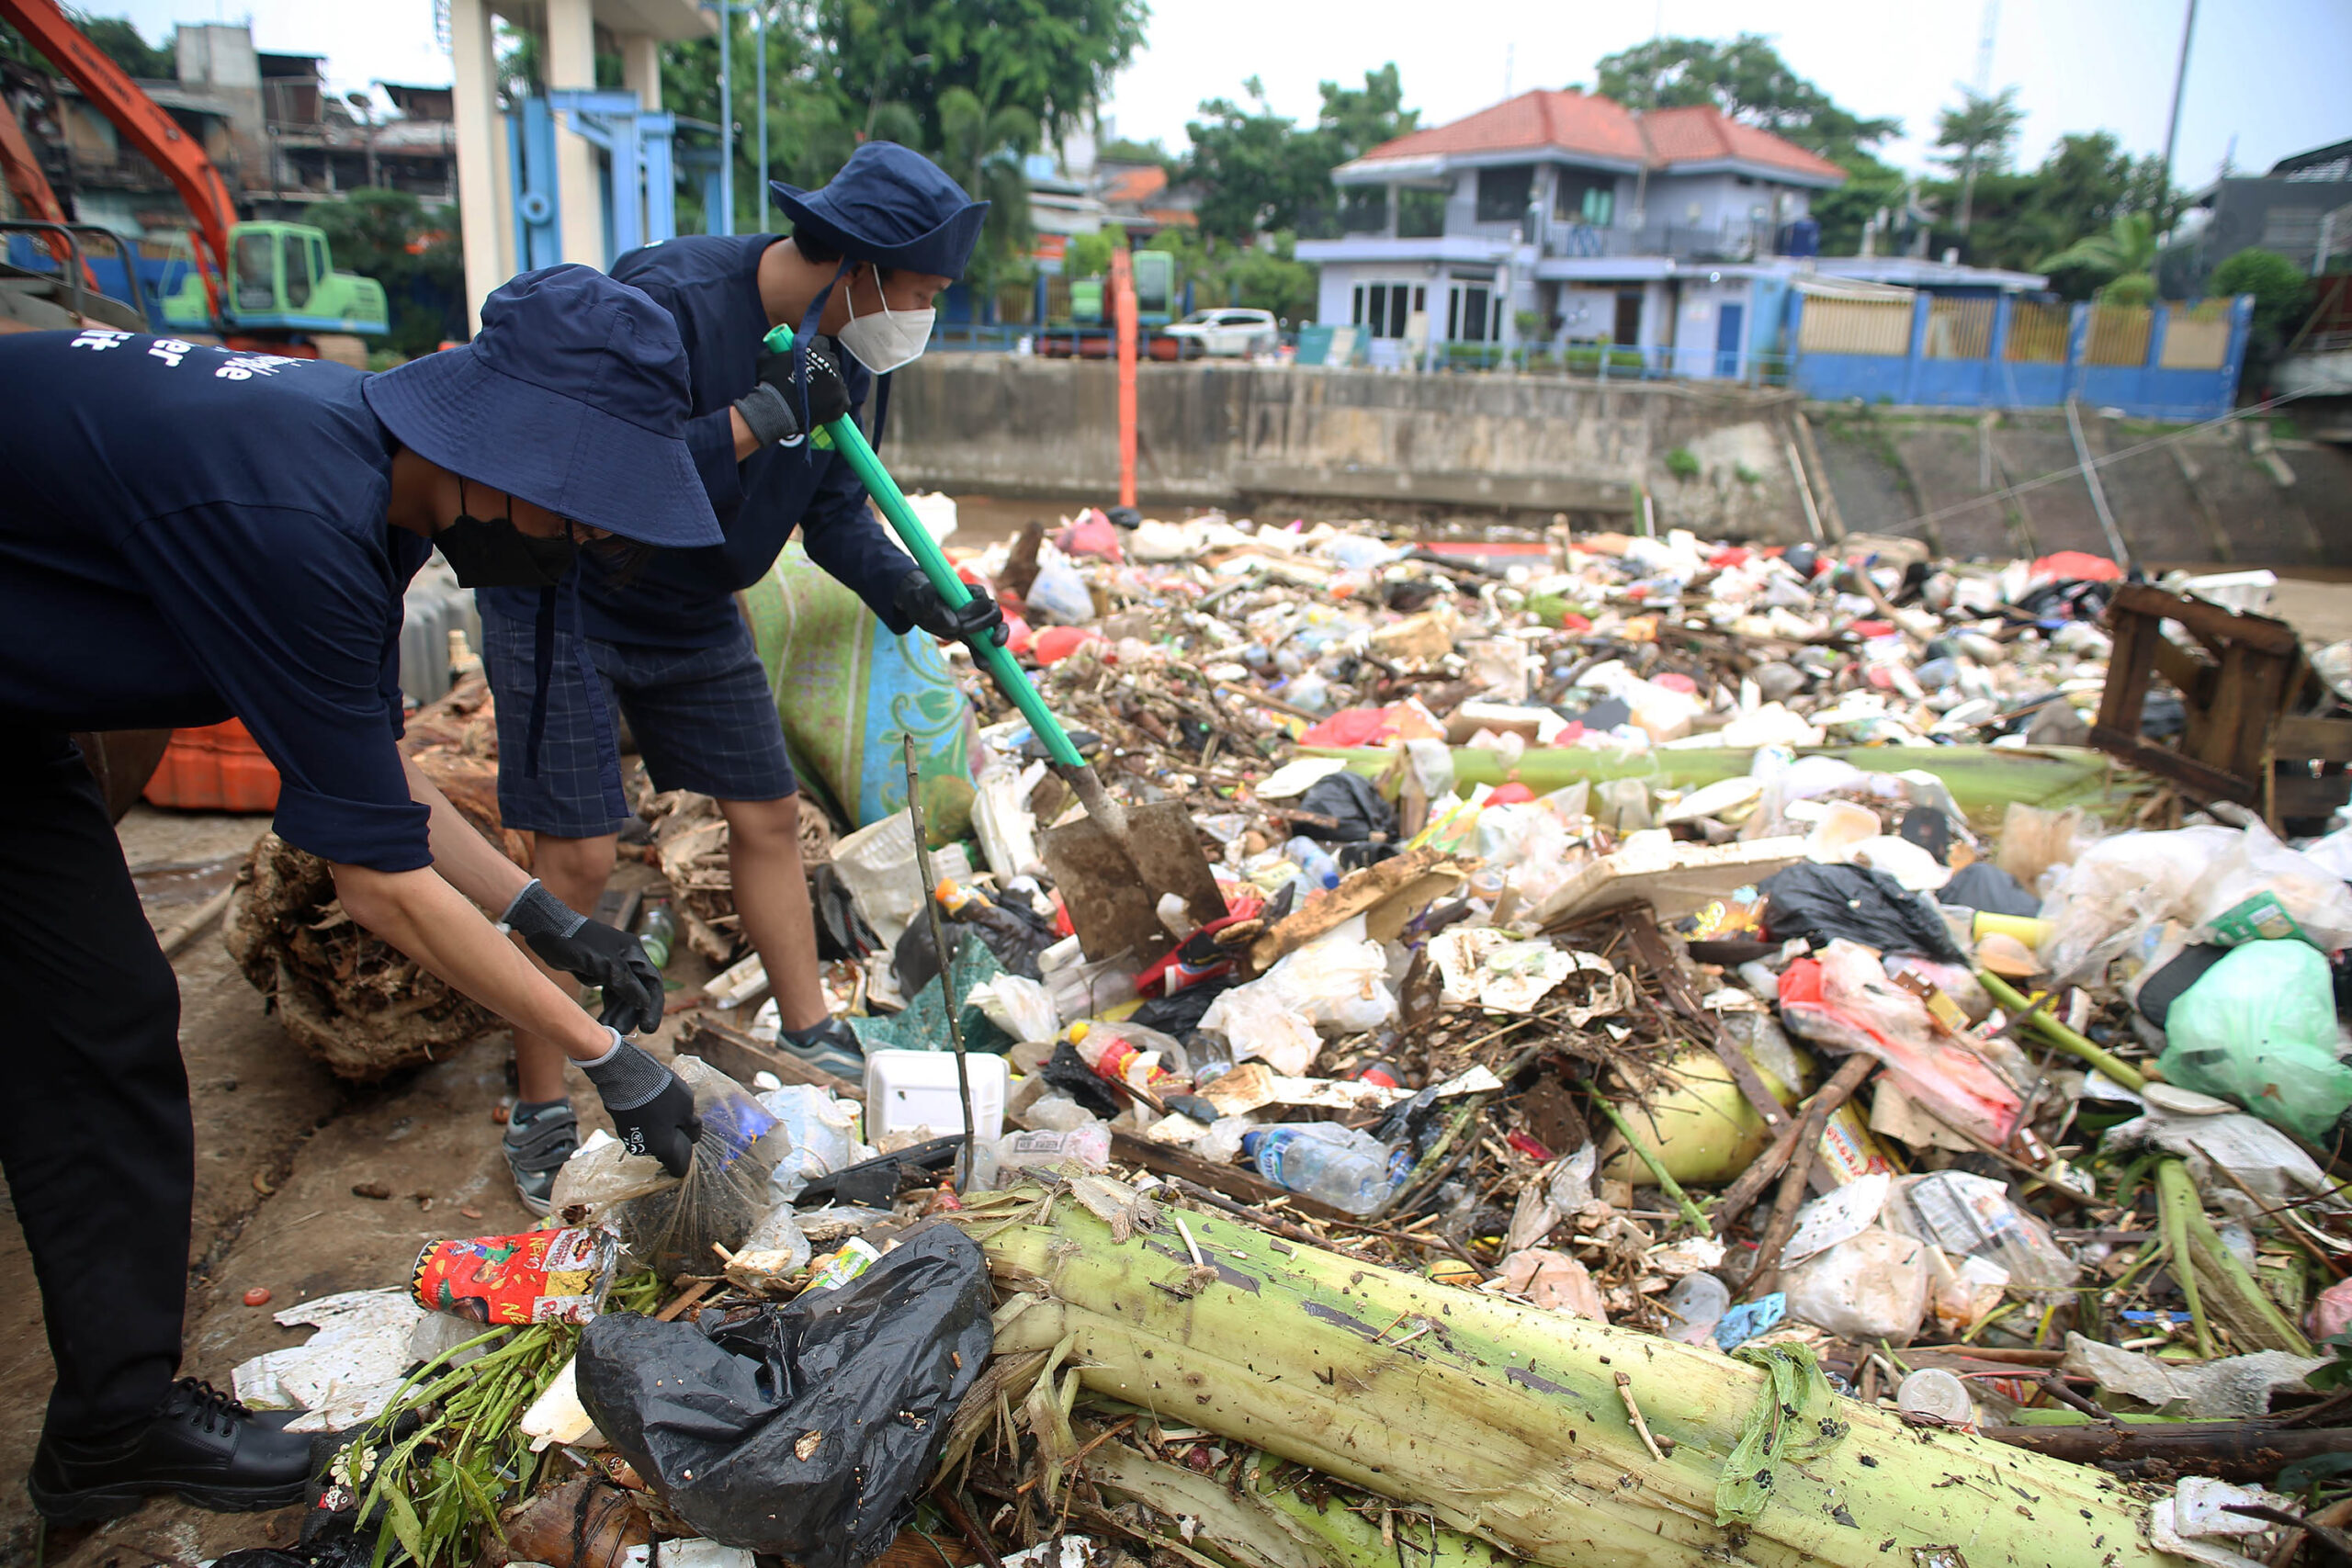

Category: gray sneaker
[503, 1100, 579, 1216]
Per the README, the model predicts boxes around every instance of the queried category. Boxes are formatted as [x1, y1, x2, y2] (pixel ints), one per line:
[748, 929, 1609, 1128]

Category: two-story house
[1297, 87, 1848, 378]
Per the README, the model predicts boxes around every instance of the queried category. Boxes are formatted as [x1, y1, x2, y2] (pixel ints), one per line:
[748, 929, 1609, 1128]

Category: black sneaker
[503, 1100, 579, 1216]
[28, 1379, 313, 1523]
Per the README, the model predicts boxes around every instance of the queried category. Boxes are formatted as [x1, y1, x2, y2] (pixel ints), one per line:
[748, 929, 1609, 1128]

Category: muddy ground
[1, 807, 699, 1568]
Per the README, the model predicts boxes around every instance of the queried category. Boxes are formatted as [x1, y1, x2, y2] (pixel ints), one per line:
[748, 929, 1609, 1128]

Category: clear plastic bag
[1882, 1170, 2076, 1292]
[552, 1057, 784, 1282]
[1780, 1228, 1930, 1343]
[759, 1085, 864, 1204]
[2039, 821, 2352, 984]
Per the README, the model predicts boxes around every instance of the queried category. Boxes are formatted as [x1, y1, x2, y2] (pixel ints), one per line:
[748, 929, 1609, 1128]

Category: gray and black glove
[501, 879, 665, 1035]
[582, 1032, 700, 1178]
[732, 334, 852, 447]
[893, 567, 1009, 647]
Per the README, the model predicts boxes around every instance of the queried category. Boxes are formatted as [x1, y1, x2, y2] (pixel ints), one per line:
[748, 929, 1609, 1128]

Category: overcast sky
[98, 0, 2349, 188]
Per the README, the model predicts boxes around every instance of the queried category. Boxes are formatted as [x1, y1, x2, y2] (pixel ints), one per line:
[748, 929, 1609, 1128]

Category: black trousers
[0, 731, 189, 1440]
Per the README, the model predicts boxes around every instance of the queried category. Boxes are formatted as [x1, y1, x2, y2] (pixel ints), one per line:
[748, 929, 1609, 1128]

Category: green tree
[2211, 246, 2313, 357]
[1144, 224, 1314, 318]
[812, 0, 1148, 149]
[932, 85, 1037, 294]
[76, 10, 172, 77]
[2, 9, 171, 78]
[1184, 78, 1329, 241]
[659, 10, 857, 234]
[1932, 85, 2023, 236]
[1593, 34, 1898, 162]
[2039, 211, 2158, 301]
[1184, 64, 1418, 244]
[307, 188, 465, 357]
[1594, 34, 1899, 254]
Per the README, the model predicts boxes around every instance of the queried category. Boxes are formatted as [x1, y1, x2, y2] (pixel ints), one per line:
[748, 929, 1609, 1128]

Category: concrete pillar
[546, 0, 604, 267]
[621, 33, 662, 109]
[449, 0, 504, 333]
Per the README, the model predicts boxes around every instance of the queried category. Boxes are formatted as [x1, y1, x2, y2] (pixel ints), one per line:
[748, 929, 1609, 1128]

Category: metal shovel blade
[1042, 799, 1228, 964]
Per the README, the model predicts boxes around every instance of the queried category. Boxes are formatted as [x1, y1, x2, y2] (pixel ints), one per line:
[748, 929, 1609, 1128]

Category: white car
[1163, 307, 1279, 358]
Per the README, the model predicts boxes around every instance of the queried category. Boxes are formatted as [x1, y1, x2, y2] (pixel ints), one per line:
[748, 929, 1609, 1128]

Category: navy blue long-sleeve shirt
[0, 328, 433, 871]
[482, 234, 916, 648]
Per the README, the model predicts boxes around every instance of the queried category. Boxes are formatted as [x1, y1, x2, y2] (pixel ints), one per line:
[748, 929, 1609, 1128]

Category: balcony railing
[1543, 219, 1777, 263]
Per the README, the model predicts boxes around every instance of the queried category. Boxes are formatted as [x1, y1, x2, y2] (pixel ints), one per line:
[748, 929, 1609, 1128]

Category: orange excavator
[1, 0, 231, 321]
[0, 0, 385, 352]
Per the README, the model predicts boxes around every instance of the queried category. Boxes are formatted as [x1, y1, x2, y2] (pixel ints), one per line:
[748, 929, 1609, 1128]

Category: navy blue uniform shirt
[0, 328, 433, 871]
[483, 233, 915, 648]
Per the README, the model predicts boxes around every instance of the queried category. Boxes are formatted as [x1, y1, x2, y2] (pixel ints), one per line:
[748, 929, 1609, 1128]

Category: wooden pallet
[2090, 581, 2352, 829]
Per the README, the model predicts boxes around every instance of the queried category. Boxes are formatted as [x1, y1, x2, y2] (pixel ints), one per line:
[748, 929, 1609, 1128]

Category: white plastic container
[863, 1048, 1008, 1143]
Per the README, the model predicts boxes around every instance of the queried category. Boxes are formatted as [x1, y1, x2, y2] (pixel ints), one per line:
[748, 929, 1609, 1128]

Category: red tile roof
[1638, 105, 1846, 181]
[1355, 90, 1844, 183]
[1099, 164, 1168, 206]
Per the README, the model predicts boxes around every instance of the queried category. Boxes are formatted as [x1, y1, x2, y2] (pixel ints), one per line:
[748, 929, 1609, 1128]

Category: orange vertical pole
[1111, 244, 1138, 510]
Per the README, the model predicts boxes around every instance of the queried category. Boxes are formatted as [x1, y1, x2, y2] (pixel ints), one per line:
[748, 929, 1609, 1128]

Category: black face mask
[435, 481, 578, 588]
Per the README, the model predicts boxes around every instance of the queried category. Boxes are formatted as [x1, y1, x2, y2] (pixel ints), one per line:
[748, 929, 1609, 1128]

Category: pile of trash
[232, 508, 2352, 1566]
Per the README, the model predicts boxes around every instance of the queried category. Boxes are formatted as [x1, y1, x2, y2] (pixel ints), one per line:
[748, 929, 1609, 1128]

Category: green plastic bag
[2159, 939, 2352, 1144]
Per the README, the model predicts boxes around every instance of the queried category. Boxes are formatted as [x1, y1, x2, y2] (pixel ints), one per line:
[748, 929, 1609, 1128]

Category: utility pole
[714, 0, 734, 233]
[755, 1, 767, 230]
[2158, 0, 2198, 236]
[1957, 0, 1998, 238]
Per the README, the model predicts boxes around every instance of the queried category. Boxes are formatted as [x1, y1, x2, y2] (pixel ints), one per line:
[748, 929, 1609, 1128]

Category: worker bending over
[477, 141, 1005, 1211]
[0, 266, 711, 1521]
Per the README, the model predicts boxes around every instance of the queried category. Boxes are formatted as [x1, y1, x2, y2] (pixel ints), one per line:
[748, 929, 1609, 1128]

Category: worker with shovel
[475, 141, 1004, 1212]
[0, 265, 710, 1522]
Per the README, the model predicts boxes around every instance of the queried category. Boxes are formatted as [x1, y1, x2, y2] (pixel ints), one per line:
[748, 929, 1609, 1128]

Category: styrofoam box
[864, 1049, 1007, 1143]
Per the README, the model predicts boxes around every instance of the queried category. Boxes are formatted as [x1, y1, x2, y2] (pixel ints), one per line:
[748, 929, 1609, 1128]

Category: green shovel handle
[762, 322, 1084, 769]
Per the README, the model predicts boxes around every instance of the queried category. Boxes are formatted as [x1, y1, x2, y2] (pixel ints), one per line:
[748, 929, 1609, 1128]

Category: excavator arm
[0, 0, 232, 319]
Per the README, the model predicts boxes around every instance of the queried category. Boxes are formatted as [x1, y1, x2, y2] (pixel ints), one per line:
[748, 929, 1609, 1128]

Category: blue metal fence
[1786, 289, 2252, 420]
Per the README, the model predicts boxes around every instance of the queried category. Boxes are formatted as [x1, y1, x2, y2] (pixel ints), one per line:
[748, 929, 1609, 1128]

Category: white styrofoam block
[864, 1049, 1008, 1142]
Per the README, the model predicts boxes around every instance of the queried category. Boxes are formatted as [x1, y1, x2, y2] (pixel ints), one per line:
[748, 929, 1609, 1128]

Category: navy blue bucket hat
[362, 265, 721, 549]
[770, 141, 989, 280]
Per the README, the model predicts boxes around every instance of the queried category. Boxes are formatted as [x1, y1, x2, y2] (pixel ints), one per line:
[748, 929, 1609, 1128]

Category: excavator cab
[161, 220, 389, 338]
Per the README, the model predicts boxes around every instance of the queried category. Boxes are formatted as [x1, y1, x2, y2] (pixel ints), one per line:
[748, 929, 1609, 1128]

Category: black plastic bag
[1939, 861, 2040, 919]
[578, 1222, 992, 1567]
[1758, 862, 1967, 964]
[1298, 770, 1397, 844]
[1039, 1038, 1126, 1121]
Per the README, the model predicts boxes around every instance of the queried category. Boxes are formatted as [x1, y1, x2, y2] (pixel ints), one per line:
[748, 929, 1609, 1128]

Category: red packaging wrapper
[412, 1226, 616, 1325]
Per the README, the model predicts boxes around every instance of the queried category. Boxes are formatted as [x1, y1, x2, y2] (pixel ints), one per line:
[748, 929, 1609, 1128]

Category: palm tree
[2038, 211, 2158, 303]
[933, 86, 1037, 299]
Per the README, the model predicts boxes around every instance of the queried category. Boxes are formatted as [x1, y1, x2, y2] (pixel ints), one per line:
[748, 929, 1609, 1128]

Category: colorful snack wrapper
[413, 1226, 617, 1325]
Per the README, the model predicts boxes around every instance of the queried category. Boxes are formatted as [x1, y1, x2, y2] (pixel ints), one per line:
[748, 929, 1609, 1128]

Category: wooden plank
[2275, 716, 2352, 764]
[2148, 636, 2211, 706]
[2271, 771, 2352, 822]
[2110, 582, 2301, 656]
[2088, 725, 2261, 805]
[679, 1016, 861, 1100]
[2094, 600, 2159, 737]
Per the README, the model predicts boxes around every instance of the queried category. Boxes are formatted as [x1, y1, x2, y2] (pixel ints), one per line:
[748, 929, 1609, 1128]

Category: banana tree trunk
[956, 1186, 2180, 1568]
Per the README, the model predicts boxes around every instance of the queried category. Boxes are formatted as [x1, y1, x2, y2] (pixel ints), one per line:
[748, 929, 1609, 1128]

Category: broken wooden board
[1247, 846, 1468, 973]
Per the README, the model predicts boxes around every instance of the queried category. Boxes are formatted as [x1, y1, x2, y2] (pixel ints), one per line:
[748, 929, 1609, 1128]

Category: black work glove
[732, 333, 853, 447]
[893, 566, 1009, 647]
[501, 879, 665, 1035]
[581, 1032, 701, 1178]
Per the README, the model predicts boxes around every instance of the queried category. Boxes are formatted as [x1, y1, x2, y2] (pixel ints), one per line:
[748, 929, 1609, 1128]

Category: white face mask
[836, 273, 935, 374]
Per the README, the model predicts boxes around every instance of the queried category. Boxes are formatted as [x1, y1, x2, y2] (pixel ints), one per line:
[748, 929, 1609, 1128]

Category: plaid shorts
[480, 604, 797, 838]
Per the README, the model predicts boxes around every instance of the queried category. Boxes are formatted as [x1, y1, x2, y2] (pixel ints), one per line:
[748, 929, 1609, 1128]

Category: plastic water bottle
[1240, 1124, 1402, 1215]
[1283, 836, 1341, 891]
